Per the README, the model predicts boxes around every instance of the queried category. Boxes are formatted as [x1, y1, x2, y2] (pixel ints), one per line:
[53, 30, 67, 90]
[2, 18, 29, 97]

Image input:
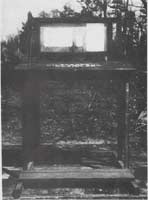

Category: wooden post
[22, 72, 40, 168]
[124, 82, 130, 168]
[117, 80, 130, 168]
[117, 81, 125, 162]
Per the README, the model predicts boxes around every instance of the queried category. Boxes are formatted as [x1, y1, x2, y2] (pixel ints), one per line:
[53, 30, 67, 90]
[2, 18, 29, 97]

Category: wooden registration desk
[12, 61, 136, 198]
[14, 61, 135, 167]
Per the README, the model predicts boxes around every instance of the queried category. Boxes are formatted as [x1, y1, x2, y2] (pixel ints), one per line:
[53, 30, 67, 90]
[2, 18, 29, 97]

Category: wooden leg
[22, 72, 40, 168]
[124, 82, 130, 168]
[117, 81, 125, 162]
[117, 81, 130, 168]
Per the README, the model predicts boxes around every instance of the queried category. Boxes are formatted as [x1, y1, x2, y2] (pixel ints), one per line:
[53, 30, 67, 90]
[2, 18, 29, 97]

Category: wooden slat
[33, 166, 92, 171]
[15, 61, 135, 71]
[3, 194, 147, 200]
[20, 169, 134, 188]
[20, 170, 134, 179]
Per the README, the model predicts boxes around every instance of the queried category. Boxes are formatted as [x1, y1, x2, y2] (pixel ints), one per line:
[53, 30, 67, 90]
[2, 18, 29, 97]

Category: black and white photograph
[1, 0, 147, 199]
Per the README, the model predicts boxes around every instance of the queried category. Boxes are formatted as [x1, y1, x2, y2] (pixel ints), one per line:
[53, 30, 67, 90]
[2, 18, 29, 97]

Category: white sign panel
[40, 23, 107, 52]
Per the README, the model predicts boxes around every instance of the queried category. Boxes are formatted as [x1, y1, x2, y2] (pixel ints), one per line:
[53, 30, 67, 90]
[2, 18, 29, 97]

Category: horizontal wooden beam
[3, 195, 147, 200]
[15, 61, 135, 71]
[20, 169, 134, 179]
[20, 168, 134, 188]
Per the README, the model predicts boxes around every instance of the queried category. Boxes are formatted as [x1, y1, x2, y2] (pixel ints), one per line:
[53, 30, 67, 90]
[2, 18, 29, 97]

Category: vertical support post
[117, 81, 125, 162]
[117, 80, 130, 168]
[124, 82, 130, 168]
[22, 72, 40, 168]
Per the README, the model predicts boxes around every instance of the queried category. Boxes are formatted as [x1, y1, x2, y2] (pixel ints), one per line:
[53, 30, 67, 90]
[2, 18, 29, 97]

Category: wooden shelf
[3, 195, 147, 200]
[15, 61, 135, 71]
[20, 168, 134, 188]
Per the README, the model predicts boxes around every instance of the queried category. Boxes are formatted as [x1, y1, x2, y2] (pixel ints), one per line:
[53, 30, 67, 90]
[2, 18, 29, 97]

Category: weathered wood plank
[3, 194, 147, 200]
[20, 169, 134, 184]
[15, 61, 135, 71]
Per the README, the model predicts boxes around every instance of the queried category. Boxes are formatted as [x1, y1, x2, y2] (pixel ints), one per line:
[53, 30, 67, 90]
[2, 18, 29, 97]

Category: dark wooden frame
[18, 13, 135, 170]
[14, 63, 135, 169]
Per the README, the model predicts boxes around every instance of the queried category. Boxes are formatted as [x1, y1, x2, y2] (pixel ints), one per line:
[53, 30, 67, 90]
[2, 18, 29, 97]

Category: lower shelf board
[19, 168, 134, 188]
[3, 194, 147, 200]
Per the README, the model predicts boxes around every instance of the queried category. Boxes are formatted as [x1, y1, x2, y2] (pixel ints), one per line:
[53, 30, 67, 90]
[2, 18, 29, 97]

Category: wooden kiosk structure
[12, 13, 137, 198]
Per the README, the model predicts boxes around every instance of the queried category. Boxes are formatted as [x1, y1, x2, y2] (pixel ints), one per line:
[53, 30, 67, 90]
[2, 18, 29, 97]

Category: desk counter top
[15, 61, 136, 71]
